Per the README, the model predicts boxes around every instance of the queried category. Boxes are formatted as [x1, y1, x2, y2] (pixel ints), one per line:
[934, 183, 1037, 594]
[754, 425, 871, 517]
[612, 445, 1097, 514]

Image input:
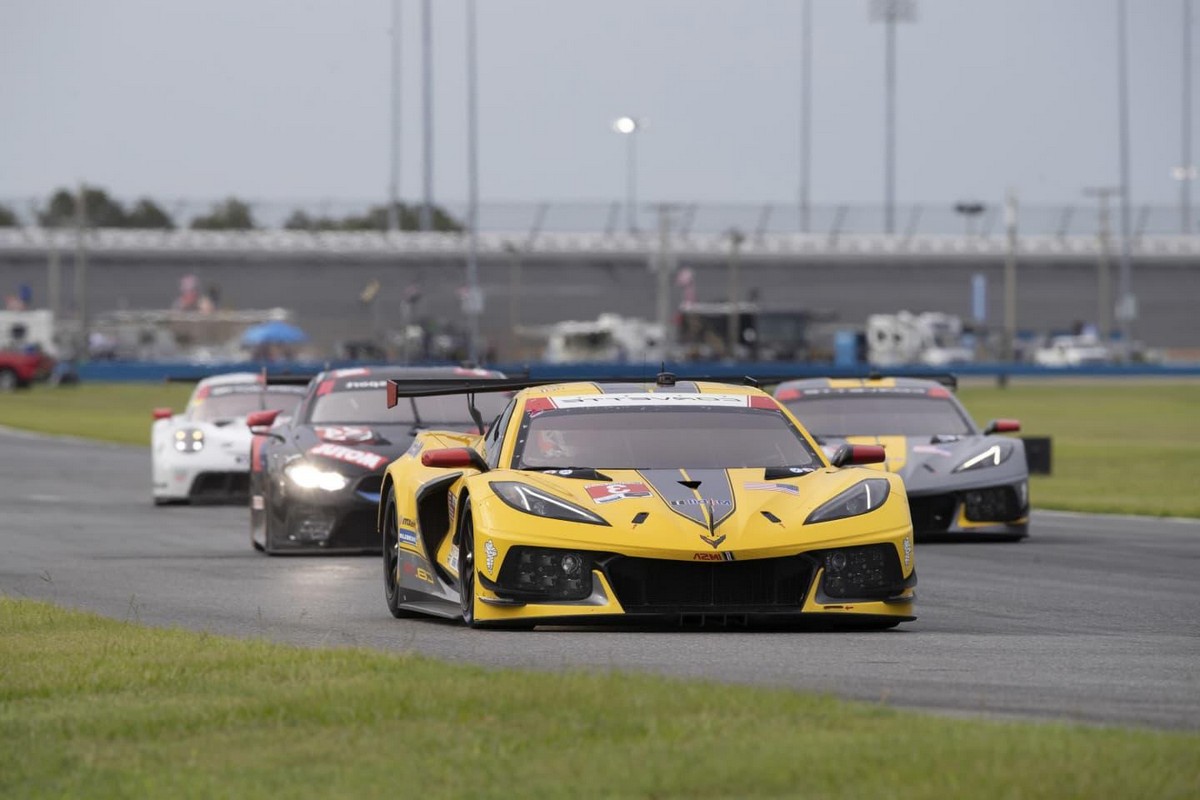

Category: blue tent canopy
[240, 321, 309, 347]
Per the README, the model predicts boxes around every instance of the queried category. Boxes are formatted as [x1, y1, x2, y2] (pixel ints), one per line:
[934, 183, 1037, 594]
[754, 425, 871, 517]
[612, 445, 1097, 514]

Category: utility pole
[798, 0, 812, 233]
[1115, 0, 1136, 351]
[419, 0, 434, 231]
[1180, 0, 1194, 233]
[387, 0, 402, 232]
[726, 229, 745, 359]
[1002, 190, 1018, 368]
[73, 183, 89, 360]
[655, 206, 676, 352]
[869, 0, 917, 235]
[1084, 187, 1120, 339]
[464, 0, 481, 363]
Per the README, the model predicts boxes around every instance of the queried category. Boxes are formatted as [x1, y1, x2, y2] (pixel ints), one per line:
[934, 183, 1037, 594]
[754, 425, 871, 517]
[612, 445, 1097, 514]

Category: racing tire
[458, 502, 480, 627]
[382, 488, 419, 618]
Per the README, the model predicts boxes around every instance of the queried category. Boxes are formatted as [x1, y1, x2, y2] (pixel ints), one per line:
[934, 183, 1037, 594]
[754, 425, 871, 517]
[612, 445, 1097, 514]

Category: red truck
[0, 346, 55, 391]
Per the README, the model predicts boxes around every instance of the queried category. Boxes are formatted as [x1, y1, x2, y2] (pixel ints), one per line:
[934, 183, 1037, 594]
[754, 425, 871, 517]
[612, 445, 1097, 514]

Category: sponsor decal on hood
[912, 444, 953, 457]
[308, 443, 388, 471]
[585, 482, 653, 503]
[743, 481, 800, 495]
[638, 469, 737, 530]
[315, 426, 376, 444]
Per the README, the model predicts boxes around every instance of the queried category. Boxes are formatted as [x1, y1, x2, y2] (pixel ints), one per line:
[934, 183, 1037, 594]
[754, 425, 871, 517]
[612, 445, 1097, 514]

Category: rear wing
[384, 370, 959, 406]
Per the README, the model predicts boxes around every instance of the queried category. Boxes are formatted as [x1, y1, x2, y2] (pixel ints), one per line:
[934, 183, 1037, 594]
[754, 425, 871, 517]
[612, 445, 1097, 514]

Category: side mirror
[830, 444, 886, 467]
[152, 408, 173, 421]
[247, 409, 281, 436]
[421, 447, 489, 473]
[985, 418, 1021, 434]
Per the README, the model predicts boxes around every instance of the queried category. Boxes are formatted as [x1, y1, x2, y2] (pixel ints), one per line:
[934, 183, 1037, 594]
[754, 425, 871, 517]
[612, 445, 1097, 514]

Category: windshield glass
[783, 395, 973, 437]
[190, 389, 303, 422]
[516, 407, 819, 470]
[310, 390, 508, 426]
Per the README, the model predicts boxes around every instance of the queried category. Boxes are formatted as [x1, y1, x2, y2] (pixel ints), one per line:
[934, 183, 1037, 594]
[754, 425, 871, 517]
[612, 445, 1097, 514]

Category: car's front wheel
[458, 502, 479, 627]
[382, 488, 418, 618]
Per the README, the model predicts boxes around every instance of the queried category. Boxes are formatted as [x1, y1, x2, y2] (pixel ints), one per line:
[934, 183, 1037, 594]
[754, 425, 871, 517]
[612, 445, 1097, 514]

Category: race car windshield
[310, 390, 507, 425]
[783, 395, 974, 437]
[190, 390, 303, 422]
[517, 407, 819, 470]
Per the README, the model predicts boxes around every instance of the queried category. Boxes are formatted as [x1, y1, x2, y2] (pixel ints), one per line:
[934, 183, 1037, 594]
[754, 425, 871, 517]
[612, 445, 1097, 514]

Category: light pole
[869, 0, 917, 235]
[1177, 0, 1195, 233]
[726, 228, 745, 359]
[419, 0, 434, 232]
[613, 116, 640, 233]
[387, 0, 402, 232]
[1115, 0, 1135, 348]
[798, 0, 812, 233]
[1084, 186, 1120, 340]
[463, 0, 481, 363]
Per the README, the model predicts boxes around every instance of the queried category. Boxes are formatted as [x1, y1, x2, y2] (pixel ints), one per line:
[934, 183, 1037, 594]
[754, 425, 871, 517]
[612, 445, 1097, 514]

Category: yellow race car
[378, 374, 916, 629]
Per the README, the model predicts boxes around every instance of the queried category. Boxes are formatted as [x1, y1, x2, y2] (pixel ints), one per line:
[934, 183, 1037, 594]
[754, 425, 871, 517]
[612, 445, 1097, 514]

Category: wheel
[0, 369, 16, 392]
[458, 501, 479, 627]
[382, 488, 418, 618]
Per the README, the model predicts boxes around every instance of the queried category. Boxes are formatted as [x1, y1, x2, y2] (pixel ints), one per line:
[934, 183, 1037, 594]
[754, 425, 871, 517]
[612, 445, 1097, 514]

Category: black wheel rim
[460, 515, 475, 624]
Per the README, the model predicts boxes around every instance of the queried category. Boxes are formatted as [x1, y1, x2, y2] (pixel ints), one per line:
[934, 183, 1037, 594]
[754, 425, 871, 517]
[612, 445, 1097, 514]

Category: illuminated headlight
[496, 546, 593, 600]
[805, 479, 891, 524]
[955, 442, 1014, 472]
[490, 482, 609, 526]
[173, 428, 205, 453]
[285, 462, 349, 492]
[817, 543, 905, 599]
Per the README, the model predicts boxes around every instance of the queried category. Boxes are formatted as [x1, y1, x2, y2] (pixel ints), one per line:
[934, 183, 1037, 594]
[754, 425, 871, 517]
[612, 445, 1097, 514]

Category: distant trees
[36, 186, 175, 229]
[13, 187, 464, 233]
[190, 197, 255, 230]
[283, 202, 462, 233]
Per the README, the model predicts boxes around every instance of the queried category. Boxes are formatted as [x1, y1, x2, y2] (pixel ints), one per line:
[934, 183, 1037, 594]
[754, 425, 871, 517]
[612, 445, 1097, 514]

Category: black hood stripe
[638, 468, 737, 530]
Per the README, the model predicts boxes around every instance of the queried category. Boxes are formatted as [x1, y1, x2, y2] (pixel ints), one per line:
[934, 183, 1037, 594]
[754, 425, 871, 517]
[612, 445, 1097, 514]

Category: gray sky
[0, 0, 1193, 208]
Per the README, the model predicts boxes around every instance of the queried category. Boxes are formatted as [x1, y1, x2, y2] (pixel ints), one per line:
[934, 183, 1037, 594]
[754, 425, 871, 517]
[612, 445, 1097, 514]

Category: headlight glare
[955, 442, 1014, 472]
[490, 481, 609, 526]
[806, 479, 891, 524]
[285, 462, 349, 491]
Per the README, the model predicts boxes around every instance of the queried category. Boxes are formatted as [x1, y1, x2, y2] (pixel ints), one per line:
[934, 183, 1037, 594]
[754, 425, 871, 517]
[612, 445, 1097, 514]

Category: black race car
[247, 366, 507, 554]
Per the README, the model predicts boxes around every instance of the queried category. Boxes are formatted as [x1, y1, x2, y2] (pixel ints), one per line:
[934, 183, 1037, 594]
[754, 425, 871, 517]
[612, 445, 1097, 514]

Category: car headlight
[805, 479, 891, 524]
[954, 442, 1014, 472]
[490, 481, 610, 526]
[173, 428, 205, 453]
[285, 461, 349, 491]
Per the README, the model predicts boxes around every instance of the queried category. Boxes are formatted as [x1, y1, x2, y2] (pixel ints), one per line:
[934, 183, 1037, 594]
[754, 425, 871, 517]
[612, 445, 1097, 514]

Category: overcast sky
[0, 0, 1193, 209]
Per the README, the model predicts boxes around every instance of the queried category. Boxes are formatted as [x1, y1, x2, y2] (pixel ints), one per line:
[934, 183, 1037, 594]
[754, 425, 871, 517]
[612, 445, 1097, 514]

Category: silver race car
[775, 376, 1028, 540]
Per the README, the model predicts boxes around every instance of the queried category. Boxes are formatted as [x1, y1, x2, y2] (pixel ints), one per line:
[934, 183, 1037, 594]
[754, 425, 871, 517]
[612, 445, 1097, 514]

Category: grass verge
[1, 380, 1198, 517]
[959, 381, 1200, 517]
[2, 597, 1197, 799]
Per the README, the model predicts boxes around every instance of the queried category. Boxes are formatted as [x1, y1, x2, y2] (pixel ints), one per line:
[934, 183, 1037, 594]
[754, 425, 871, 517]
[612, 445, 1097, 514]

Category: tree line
[0, 186, 462, 232]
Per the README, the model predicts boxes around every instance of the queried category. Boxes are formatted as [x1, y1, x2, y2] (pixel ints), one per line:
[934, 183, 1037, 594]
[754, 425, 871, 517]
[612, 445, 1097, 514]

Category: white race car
[151, 372, 307, 505]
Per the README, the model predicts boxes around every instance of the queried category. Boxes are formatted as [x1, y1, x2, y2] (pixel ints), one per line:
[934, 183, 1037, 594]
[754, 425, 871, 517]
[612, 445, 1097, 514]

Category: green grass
[1, 597, 1196, 799]
[958, 381, 1200, 517]
[0, 382, 193, 445]
[2, 380, 1198, 517]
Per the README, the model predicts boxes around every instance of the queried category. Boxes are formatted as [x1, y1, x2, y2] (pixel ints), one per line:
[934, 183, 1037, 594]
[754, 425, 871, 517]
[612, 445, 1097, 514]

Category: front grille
[908, 494, 956, 532]
[189, 471, 250, 499]
[963, 486, 1024, 522]
[603, 555, 814, 612]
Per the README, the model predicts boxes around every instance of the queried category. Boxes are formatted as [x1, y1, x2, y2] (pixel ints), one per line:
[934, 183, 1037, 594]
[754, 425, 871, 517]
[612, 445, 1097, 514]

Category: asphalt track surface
[3, 429, 1198, 730]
